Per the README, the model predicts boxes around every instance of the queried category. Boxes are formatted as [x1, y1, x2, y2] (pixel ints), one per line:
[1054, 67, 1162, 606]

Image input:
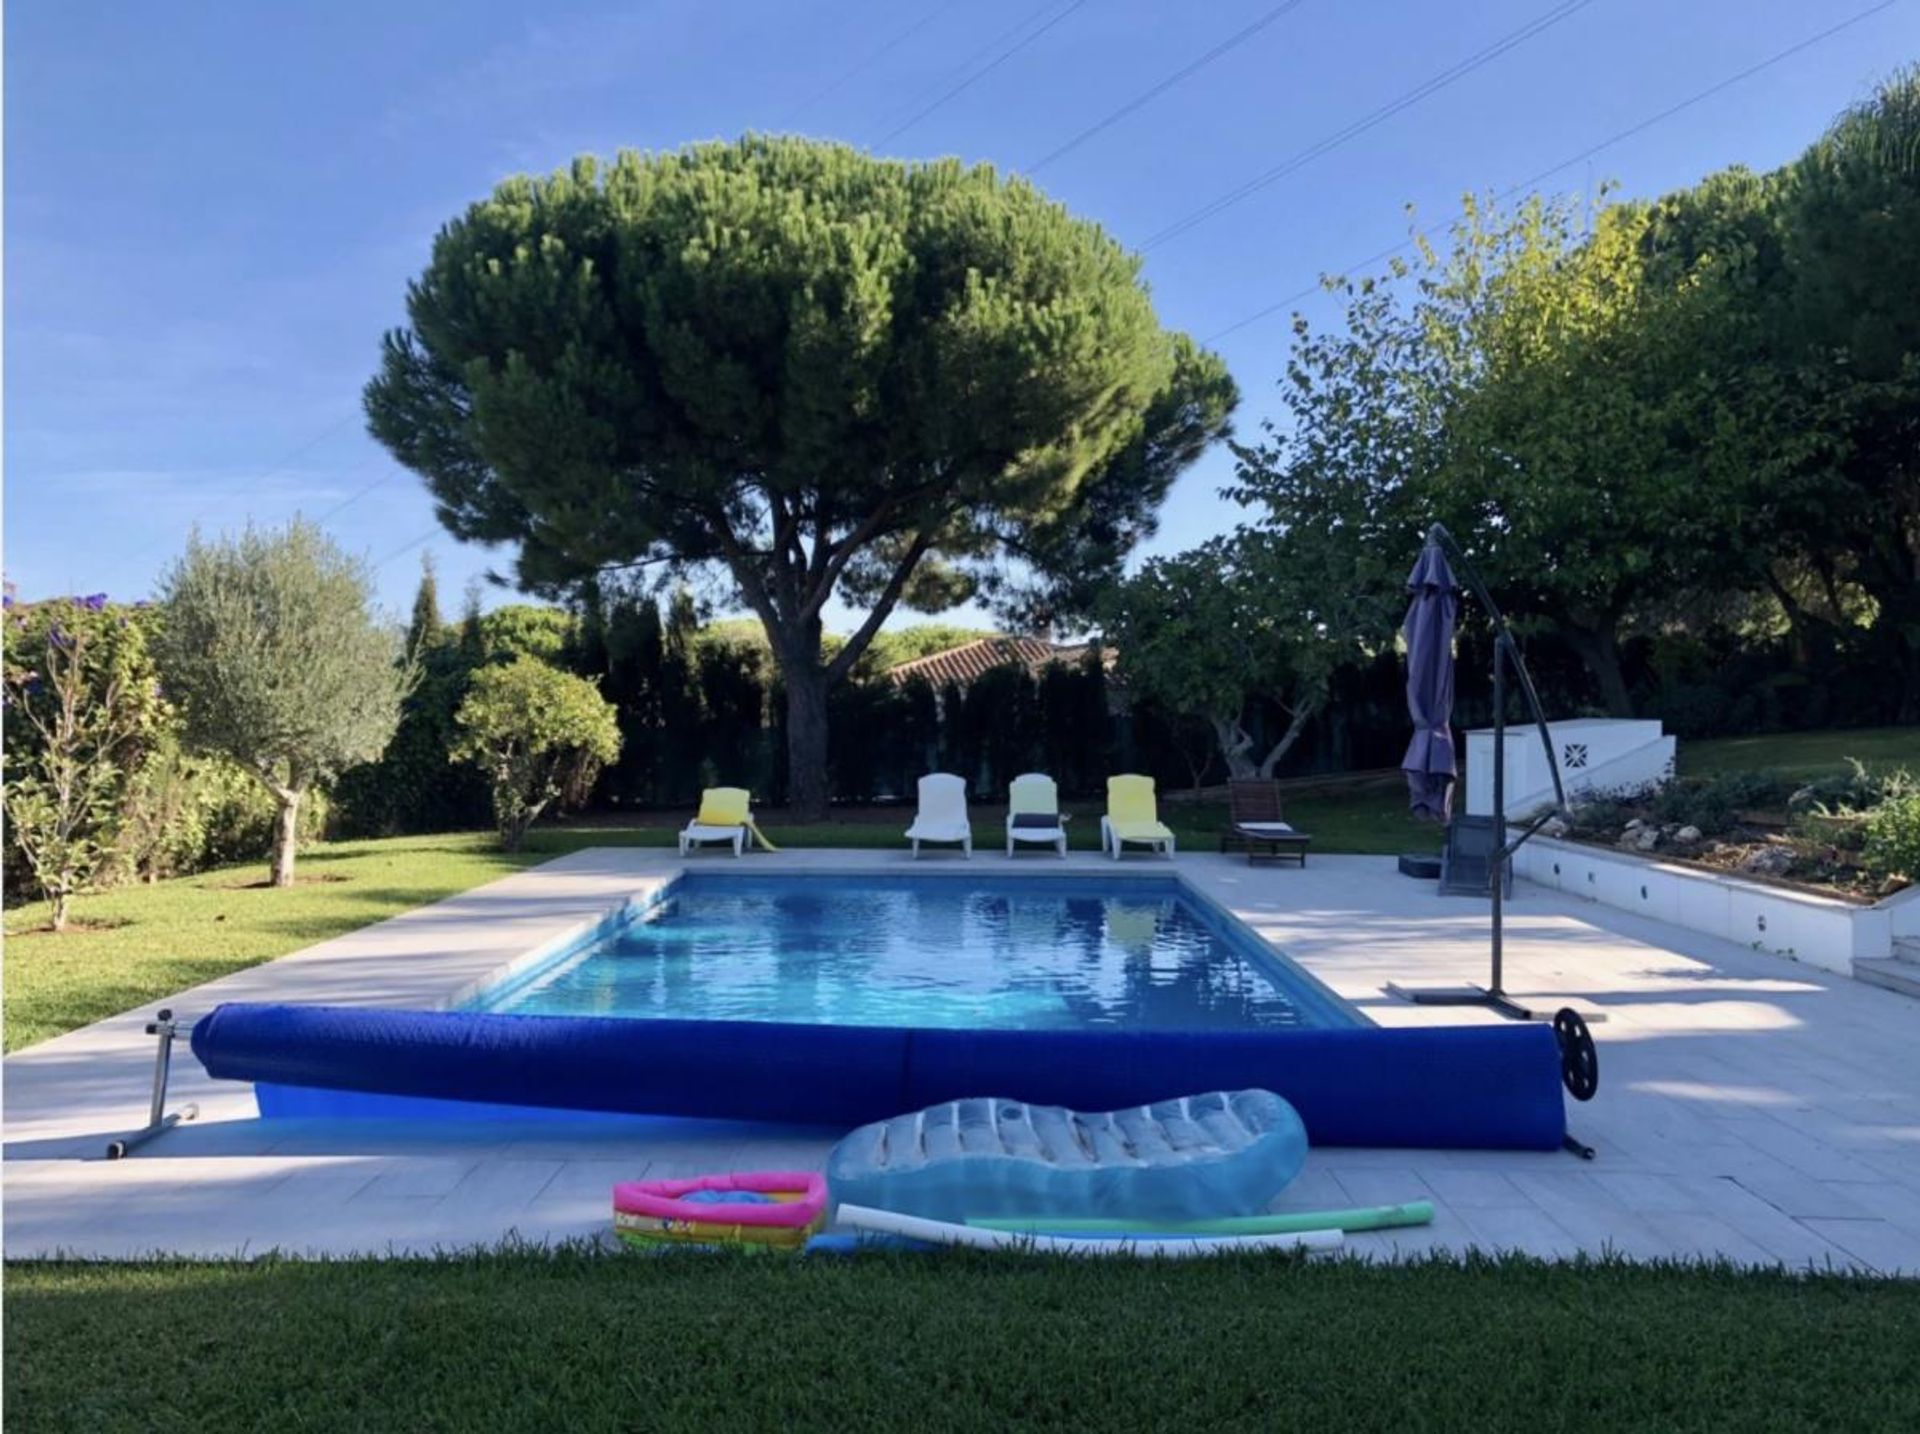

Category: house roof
[885, 636, 1092, 689]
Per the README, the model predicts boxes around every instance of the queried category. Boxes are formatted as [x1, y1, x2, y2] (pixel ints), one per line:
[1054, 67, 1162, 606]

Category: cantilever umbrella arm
[1396, 524, 1601, 1028]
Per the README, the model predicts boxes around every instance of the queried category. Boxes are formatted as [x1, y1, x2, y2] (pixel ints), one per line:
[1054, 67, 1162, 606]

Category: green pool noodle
[965, 1201, 1434, 1237]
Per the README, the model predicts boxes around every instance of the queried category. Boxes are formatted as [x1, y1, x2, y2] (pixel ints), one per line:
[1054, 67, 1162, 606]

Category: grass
[7, 1248, 1918, 1433]
[1, 834, 537, 1053]
[1681, 725, 1917, 779]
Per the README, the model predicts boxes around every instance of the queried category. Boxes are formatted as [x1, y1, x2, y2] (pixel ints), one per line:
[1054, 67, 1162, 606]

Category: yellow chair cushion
[696, 787, 751, 826]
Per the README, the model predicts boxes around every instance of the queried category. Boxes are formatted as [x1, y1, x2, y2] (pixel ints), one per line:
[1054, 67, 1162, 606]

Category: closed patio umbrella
[1401, 538, 1458, 821]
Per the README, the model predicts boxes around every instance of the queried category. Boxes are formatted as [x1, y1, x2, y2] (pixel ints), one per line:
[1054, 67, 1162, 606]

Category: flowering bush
[2, 597, 169, 928]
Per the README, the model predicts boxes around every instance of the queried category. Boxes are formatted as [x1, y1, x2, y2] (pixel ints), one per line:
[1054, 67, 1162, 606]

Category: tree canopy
[155, 521, 412, 885]
[1224, 65, 1920, 720]
[366, 135, 1234, 814]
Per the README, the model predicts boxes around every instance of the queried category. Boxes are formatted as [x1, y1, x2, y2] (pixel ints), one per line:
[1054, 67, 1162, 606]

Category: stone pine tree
[365, 136, 1235, 819]
[155, 520, 413, 886]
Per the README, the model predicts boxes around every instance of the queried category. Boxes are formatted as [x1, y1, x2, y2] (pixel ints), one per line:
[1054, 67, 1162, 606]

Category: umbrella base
[1388, 983, 1607, 1025]
[1387, 982, 1544, 1021]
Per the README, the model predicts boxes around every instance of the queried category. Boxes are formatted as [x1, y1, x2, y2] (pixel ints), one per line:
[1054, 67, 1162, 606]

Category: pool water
[468, 874, 1356, 1031]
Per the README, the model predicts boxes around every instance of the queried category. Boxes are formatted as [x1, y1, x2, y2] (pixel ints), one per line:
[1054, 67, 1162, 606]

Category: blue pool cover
[191, 1003, 1568, 1150]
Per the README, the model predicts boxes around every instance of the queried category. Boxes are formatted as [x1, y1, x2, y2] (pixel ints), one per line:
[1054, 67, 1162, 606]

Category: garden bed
[1549, 767, 1913, 904]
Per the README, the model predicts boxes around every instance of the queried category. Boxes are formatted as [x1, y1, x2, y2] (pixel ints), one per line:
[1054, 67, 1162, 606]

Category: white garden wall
[1515, 836, 1905, 976]
[1466, 719, 1674, 819]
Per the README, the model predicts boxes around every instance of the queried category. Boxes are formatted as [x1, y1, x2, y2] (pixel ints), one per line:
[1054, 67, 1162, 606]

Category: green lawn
[2, 834, 537, 1053]
[1681, 725, 1917, 779]
[7, 1249, 1916, 1433]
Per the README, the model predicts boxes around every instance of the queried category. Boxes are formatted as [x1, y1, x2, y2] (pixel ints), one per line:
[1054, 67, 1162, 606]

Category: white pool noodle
[835, 1204, 1344, 1257]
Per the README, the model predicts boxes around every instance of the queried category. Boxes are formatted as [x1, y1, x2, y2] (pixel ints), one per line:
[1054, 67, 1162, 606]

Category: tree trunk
[1563, 624, 1634, 718]
[1206, 713, 1258, 780]
[269, 792, 301, 888]
[1256, 702, 1317, 779]
[785, 665, 832, 822]
[51, 890, 71, 933]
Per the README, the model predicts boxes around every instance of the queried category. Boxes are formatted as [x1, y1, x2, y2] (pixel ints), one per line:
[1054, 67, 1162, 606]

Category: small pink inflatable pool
[612, 1170, 828, 1251]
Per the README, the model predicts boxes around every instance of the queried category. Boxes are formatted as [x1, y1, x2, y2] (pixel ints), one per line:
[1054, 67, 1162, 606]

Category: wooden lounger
[1219, 779, 1311, 866]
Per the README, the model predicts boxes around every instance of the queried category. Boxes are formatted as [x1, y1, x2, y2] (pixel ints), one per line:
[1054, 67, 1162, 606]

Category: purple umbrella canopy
[1402, 539, 1459, 821]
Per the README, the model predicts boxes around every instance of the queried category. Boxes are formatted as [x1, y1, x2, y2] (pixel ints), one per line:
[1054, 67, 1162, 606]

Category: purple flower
[80, 593, 108, 611]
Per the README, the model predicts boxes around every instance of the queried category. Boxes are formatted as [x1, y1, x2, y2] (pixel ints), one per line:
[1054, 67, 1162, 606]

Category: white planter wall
[1466, 719, 1674, 819]
[1516, 836, 1897, 976]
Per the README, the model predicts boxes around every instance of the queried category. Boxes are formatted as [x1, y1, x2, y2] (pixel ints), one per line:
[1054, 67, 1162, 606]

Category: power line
[874, 0, 1088, 147]
[1142, 0, 1599, 252]
[115, 411, 364, 563]
[1027, 0, 1311, 174]
[372, 525, 444, 571]
[778, 3, 959, 127]
[1201, 0, 1901, 345]
[312, 464, 402, 525]
[866, 0, 1059, 141]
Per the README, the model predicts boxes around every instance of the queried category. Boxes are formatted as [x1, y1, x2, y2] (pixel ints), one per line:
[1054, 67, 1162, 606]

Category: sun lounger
[1220, 779, 1310, 866]
[680, 787, 771, 856]
[1005, 772, 1069, 856]
[906, 773, 972, 858]
[1101, 774, 1175, 859]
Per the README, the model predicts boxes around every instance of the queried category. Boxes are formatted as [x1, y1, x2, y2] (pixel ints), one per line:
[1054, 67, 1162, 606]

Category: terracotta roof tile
[886, 636, 1089, 689]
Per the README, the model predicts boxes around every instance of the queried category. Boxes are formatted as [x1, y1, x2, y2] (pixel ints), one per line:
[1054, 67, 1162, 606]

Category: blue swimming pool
[465, 874, 1359, 1031]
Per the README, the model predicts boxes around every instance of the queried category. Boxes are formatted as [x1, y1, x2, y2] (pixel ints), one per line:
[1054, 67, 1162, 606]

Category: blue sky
[5, 0, 1912, 626]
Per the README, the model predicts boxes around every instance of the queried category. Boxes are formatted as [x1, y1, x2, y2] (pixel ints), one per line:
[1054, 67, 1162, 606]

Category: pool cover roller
[191, 1003, 1567, 1150]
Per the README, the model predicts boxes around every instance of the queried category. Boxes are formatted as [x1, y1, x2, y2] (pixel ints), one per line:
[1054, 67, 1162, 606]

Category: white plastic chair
[1005, 772, 1068, 857]
[905, 773, 972, 858]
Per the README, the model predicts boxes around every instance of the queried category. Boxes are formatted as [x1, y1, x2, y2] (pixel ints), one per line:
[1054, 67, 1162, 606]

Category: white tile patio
[6, 848, 1918, 1271]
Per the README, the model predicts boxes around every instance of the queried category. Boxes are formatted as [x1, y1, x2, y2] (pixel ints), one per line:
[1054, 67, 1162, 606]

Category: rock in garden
[1624, 817, 1646, 832]
[1541, 816, 1569, 839]
[1674, 825, 1702, 844]
[1740, 845, 1796, 877]
[1634, 827, 1662, 852]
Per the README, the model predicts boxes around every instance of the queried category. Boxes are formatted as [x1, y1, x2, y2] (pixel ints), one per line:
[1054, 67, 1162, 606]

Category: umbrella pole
[1403, 633, 1541, 1021]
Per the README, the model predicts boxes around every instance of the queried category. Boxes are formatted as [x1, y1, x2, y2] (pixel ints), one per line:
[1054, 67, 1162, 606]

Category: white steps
[1855, 937, 1920, 1000]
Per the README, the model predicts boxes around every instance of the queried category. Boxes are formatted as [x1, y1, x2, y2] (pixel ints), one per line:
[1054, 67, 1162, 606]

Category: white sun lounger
[906, 773, 972, 858]
[1005, 772, 1069, 857]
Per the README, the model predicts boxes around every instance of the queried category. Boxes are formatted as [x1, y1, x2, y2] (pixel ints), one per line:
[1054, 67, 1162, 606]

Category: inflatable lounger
[191, 1004, 1569, 1151]
[827, 1090, 1308, 1223]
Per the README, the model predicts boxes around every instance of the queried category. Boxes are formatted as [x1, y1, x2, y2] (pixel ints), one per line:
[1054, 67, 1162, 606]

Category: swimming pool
[465, 873, 1360, 1031]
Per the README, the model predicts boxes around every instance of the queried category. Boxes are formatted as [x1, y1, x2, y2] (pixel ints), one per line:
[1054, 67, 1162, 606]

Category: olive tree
[365, 136, 1234, 818]
[452, 656, 620, 850]
[155, 521, 412, 885]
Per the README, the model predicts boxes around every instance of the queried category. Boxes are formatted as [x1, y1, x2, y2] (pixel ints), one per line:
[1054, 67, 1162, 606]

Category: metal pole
[1490, 634, 1507, 998]
[105, 1010, 198, 1159]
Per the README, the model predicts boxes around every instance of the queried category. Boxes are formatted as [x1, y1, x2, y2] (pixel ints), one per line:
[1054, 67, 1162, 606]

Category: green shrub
[453, 657, 621, 850]
[1651, 772, 1793, 834]
[113, 741, 330, 882]
[1861, 793, 1920, 883]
